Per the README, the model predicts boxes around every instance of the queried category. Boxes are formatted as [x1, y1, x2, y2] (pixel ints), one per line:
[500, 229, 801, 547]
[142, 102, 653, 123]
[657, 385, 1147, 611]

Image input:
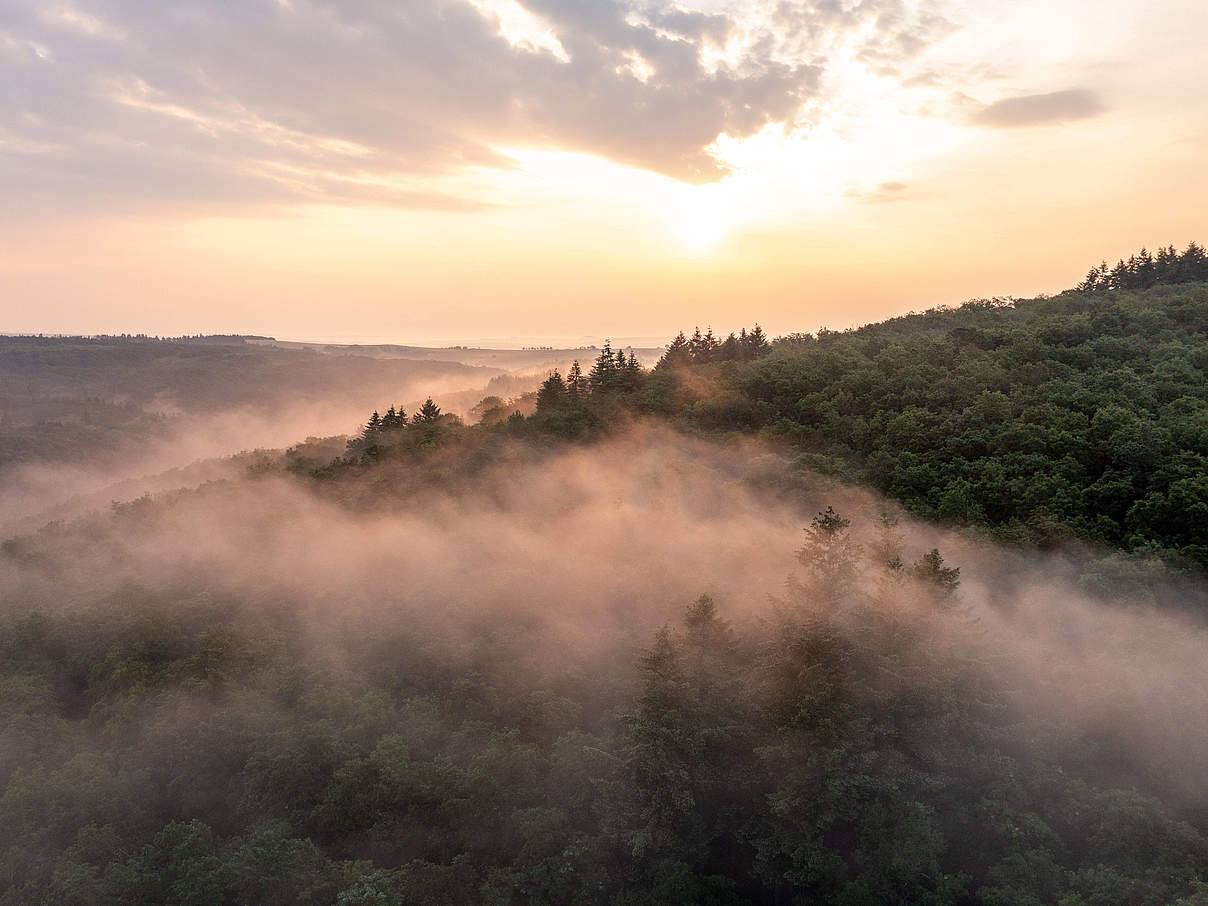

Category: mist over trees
[342, 281, 1208, 575]
[2, 257, 1208, 904]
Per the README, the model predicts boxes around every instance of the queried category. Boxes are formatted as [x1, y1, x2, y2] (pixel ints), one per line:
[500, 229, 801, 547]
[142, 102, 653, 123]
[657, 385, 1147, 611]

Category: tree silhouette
[412, 398, 442, 424]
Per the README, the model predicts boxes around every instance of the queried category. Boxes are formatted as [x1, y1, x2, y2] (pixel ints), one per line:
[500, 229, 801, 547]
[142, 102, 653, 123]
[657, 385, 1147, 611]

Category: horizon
[0, 246, 1157, 346]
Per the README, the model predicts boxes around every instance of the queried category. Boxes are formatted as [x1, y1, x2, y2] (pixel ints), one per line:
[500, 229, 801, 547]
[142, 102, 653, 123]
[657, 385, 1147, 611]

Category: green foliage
[704, 282, 1208, 569]
[1076, 242, 1208, 293]
[4, 500, 1205, 904]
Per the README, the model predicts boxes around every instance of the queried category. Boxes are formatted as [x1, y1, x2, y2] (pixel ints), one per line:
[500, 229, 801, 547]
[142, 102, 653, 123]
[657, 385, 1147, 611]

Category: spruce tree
[746, 324, 769, 358]
[656, 332, 692, 369]
[363, 411, 382, 440]
[719, 333, 741, 362]
[536, 370, 569, 412]
[567, 360, 588, 400]
[589, 340, 618, 392]
[412, 398, 442, 423]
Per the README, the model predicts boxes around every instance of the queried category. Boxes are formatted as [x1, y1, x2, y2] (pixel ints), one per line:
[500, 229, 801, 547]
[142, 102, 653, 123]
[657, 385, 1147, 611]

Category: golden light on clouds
[1, 0, 1206, 340]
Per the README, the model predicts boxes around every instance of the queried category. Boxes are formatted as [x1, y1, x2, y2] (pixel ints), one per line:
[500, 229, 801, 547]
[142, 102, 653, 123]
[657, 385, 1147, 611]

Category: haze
[2, 0, 1205, 340]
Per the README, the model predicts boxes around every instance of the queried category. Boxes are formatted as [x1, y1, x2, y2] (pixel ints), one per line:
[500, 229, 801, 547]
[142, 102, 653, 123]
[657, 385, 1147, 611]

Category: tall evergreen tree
[656, 333, 692, 370]
[566, 360, 588, 400]
[535, 370, 569, 412]
[792, 507, 862, 602]
[689, 327, 720, 364]
[363, 411, 382, 439]
[719, 333, 741, 362]
[380, 405, 406, 432]
[745, 324, 769, 358]
[589, 340, 619, 392]
[412, 398, 442, 424]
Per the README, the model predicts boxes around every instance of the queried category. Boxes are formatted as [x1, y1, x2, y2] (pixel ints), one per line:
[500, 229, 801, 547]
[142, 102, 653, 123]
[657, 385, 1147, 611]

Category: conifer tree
[566, 360, 588, 400]
[656, 332, 692, 369]
[746, 324, 769, 358]
[589, 340, 618, 392]
[719, 333, 741, 362]
[380, 405, 406, 432]
[363, 411, 382, 439]
[412, 398, 441, 423]
[1183, 241, 1208, 280]
[625, 350, 642, 388]
[910, 548, 961, 596]
[794, 507, 862, 600]
[536, 370, 569, 412]
[689, 327, 720, 364]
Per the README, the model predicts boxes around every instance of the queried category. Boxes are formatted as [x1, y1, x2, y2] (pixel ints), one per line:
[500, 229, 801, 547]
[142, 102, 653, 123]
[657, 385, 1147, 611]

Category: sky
[0, 0, 1204, 344]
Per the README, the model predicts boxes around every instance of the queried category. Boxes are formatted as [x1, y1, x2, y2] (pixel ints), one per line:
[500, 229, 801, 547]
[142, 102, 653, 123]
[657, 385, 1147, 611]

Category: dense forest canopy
[336, 274, 1208, 574]
[725, 281, 1208, 571]
[2, 252, 1208, 905]
[6, 430, 1208, 906]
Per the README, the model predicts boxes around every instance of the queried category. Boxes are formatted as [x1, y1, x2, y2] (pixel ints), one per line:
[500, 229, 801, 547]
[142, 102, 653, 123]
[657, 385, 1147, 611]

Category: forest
[2, 255, 1208, 905]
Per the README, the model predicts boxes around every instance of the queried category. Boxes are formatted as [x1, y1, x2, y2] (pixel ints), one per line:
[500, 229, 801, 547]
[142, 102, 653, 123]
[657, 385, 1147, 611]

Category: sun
[666, 184, 732, 255]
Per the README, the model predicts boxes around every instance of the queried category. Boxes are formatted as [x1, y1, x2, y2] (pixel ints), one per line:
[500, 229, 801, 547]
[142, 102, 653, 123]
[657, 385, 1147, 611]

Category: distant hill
[0, 336, 500, 470]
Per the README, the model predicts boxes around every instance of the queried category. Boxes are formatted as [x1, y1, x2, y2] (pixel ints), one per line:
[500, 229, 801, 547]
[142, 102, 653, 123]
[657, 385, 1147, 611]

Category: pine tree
[719, 332, 741, 362]
[363, 410, 382, 440]
[412, 398, 442, 424]
[656, 332, 692, 370]
[910, 548, 961, 597]
[1183, 241, 1208, 281]
[1136, 247, 1156, 287]
[689, 327, 720, 364]
[380, 405, 407, 432]
[589, 340, 618, 392]
[1107, 259, 1127, 290]
[1155, 246, 1178, 284]
[536, 370, 569, 412]
[745, 324, 769, 358]
[793, 507, 862, 602]
[628, 347, 647, 376]
[566, 360, 588, 400]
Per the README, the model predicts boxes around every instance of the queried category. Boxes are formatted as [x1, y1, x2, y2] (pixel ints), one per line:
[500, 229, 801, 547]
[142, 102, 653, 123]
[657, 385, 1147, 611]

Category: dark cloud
[971, 88, 1105, 128]
[0, 0, 955, 214]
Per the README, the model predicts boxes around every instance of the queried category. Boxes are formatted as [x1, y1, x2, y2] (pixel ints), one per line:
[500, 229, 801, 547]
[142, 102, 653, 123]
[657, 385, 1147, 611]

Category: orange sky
[0, 0, 1204, 342]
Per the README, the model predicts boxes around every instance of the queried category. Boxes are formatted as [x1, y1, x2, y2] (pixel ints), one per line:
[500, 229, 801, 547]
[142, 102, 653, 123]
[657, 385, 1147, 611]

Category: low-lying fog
[0, 369, 534, 534]
[4, 427, 1207, 807]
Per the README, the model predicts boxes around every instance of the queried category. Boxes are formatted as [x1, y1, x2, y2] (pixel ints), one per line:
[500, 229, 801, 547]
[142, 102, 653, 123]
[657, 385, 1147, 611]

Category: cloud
[843, 179, 912, 204]
[0, 0, 958, 215]
[971, 88, 1105, 128]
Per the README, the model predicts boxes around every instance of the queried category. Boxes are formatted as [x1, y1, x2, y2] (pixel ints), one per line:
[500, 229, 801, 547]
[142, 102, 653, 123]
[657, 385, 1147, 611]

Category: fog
[0, 366, 534, 534]
[4, 425, 1207, 811]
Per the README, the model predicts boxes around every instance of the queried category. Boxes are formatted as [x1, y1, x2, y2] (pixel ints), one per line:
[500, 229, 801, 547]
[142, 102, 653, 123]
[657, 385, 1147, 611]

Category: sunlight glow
[467, 0, 569, 61]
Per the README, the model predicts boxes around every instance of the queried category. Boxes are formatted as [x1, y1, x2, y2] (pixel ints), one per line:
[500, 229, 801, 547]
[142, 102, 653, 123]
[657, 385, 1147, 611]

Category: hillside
[718, 282, 1208, 570]
[326, 280, 1208, 574]
[1, 273, 1207, 905]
